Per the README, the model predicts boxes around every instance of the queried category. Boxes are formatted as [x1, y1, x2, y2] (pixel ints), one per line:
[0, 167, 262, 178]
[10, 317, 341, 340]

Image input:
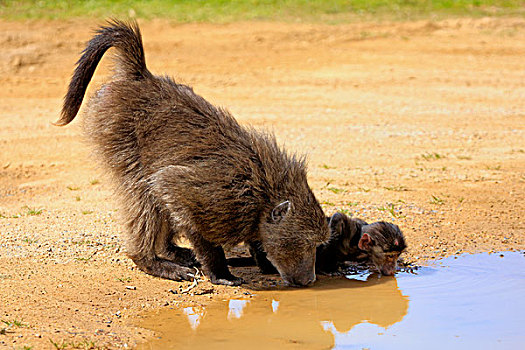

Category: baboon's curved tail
[55, 19, 151, 126]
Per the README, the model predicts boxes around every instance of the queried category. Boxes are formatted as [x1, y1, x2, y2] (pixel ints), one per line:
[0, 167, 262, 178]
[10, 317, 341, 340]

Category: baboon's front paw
[168, 266, 197, 281]
[210, 275, 244, 286]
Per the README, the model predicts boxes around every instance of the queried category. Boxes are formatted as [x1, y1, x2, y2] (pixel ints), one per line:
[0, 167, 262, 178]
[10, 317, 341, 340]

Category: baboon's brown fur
[56, 20, 329, 286]
[246, 213, 406, 276]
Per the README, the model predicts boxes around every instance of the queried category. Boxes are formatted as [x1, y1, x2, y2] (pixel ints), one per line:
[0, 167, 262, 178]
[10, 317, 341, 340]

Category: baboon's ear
[271, 200, 291, 223]
[358, 233, 374, 251]
[328, 213, 345, 234]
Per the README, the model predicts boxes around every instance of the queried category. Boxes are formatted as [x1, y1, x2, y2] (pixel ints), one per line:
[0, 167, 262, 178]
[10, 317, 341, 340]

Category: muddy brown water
[137, 252, 525, 349]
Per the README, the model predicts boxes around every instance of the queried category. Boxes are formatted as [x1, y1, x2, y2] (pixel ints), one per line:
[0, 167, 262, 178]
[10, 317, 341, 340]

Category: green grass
[357, 186, 371, 192]
[338, 208, 352, 216]
[49, 339, 66, 350]
[430, 194, 445, 205]
[50, 339, 100, 350]
[24, 206, 42, 216]
[377, 203, 406, 218]
[321, 164, 336, 169]
[1, 1, 523, 21]
[456, 155, 473, 160]
[22, 237, 37, 244]
[420, 152, 445, 161]
[116, 276, 132, 283]
[20, 206, 42, 217]
[71, 239, 93, 245]
[327, 187, 345, 194]
[75, 255, 94, 262]
[384, 185, 409, 191]
[75, 250, 98, 262]
[486, 164, 502, 170]
[2, 319, 27, 328]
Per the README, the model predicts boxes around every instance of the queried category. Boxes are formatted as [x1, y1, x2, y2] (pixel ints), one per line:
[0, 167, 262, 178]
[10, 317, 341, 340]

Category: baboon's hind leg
[155, 218, 199, 267]
[124, 200, 196, 281]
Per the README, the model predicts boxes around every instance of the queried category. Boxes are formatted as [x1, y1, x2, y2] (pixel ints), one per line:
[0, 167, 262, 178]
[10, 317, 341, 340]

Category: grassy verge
[0, 0, 524, 22]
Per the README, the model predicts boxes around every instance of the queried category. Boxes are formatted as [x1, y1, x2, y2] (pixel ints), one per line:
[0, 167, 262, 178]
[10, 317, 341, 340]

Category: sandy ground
[0, 17, 524, 349]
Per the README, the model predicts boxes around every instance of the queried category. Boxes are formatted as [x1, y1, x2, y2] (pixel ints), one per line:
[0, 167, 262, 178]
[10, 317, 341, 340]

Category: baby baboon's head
[359, 222, 406, 276]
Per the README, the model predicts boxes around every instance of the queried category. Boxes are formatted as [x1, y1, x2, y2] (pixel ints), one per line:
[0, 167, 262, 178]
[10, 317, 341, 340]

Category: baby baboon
[318, 213, 406, 275]
[246, 213, 406, 276]
[56, 20, 329, 287]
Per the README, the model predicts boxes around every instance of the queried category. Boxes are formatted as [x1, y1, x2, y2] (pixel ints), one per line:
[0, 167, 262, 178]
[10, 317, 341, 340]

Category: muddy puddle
[137, 252, 525, 349]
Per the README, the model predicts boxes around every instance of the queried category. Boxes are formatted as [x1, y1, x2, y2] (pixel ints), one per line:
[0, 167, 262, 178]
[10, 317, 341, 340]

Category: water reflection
[138, 252, 525, 349]
[139, 275, 408, 349]
[324, 252, 525, 349]
[181, 307, 204, 330]
[227, 299, 249, 320]
[271, 299, 279, 313]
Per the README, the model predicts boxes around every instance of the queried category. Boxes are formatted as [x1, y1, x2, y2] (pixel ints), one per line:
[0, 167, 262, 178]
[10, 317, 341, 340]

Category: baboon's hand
[165, 265, 197, 281]
[210, 275, 244, 286]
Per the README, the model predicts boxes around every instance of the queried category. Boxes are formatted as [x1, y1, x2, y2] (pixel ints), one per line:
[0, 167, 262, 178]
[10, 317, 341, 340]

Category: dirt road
[1, 17, 524, 349]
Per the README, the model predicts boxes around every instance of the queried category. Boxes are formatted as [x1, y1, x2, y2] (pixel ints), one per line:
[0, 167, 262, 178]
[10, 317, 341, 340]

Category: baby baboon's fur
[320, 213, 406, 275]
[56, 20, 329, 287]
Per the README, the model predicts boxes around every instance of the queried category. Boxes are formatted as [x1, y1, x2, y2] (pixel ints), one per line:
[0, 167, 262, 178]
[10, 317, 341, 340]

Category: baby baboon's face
[367, 248, 402, 276]
[359, 222, 406, 276]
